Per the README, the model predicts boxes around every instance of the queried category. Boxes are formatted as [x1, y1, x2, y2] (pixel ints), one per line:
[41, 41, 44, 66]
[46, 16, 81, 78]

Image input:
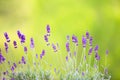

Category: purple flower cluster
[4, 42, 8, 53]
[72, 35, 78, 46]
[40, 50, 45, 59]
[13, 41, 17, 48]
[0, 51, 5, 64]
[30, 38, 35, 49]
[4, 32, 10, 42]
[17, 30, 26, 43]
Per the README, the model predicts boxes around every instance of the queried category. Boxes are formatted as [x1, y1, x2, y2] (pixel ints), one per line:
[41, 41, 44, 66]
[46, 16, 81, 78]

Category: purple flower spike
[95, 52, 100, 60]
[3, 77, 6, 80]
[30, 38, 35, 48]
[66, 35, 70, 41]
[72, 35, 78, 46]
[106, 50, 109, 55]
[52, 44, 57, 52]
[46, 24, 50, 33]
[86, 31, 89, 39]
[88, 48, 93, 55]
[4, 32, 10, 42]
[44, 35, 48, 42]
[40, 50, 45, 59]
[4, 42, 8, 53]
[82, 36, 87, 47]
[17, 30, 21, 39]
[13, 41, 17, 48]
[66, 56, 68, 61]
[94, 45, 99, 52]
[66, 42, 70, 52]
[21, 34, 25, 43]
[24, 46, 27, 53]
[82, 72, 85, 76]
[0, 53, 5, 64]
[13, 63, 17, 68]
[36, 54, 38, 59]
[21, 56, 26, 64]
[74, 51, 76, 56]
[89, 36, 93, 46]
[11, 66, 14, 72]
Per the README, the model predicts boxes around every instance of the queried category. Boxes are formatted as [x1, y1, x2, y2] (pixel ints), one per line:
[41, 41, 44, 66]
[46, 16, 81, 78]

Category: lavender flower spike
[89, 36, 93, 46]
[82, 36, 87, 47]
[17, 30, 21, 39]
[46, 24, 50, 33]
[4, 42, 8, 53]
[72, 35, 78, 46]
[86, 31, 89, 39]
[95, 52, 100, 60]
[4, 32, 10, 42]
[13, 41, 17, 48]
[52, 44, 57, 52]
[30, 38, 35, 48]
[21, 34, 25, 43]
[66, 35, 70, 41]
[106, 50, 109, 55]
[88, 48, 93, 55]
[94, 45, 99, 52]
[40, 50, 45, 59]
[24, 46, 27, 54]
[66, 42, 70, 52]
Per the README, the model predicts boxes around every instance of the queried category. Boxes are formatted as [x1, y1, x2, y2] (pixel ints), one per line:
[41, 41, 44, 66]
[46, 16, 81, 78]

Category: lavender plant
[0, 25, 111, 80]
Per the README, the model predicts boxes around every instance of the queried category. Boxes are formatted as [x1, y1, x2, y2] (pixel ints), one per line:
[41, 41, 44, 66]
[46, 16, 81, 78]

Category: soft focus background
[0, 0, 120, 80]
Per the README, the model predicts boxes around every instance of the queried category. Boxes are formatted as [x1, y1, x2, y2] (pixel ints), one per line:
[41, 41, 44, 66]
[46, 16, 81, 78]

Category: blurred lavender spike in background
[95, 52, 100, 60]
[74, 51, 76, 56]
[66, 56, 68, 61]
[106, 50, 109, 55]
[30, 38, 35, 48]
[0, 53, 6, 64]
[89, 36, 93, 46]
[86, 31, 89, 39]
[11, 66, 14, 72]
[21, 56, 26, 64]
[88, 48, 93, 55]
[13, 63, 17, 68]
[4, 42, 8, 53]
[52, 44, 57, 52]
[40, 50, 45, 59]
[4, 32, 10, 42]
[66, 35, 70, 41]
[21, 34, 25, 43]
[94, 45, 99, 52]
[66, 42, 70, 52]
[72, 35, 78, 46]
[17, 30, 22, 39]
[82, 72, 85, 76]
[13, 41, 17, 48]
[36, 54, 38, 59]
[24, 46, 27, 53]
[82, 36, 87, 47]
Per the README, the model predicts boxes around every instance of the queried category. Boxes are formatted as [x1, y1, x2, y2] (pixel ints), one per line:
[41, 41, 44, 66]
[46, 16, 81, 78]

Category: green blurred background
[0, 0, 120, 79]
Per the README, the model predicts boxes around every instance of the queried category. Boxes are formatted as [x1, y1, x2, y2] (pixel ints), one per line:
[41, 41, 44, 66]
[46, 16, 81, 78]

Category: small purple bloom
[21, 56, 26, 64]
[82, 36, 87, 47]
[13, 41, 17, 48]
[21, 34, 25, 43]
[4, 32, 10, 42]
[94, 45, 99, 52]
[82, 72, 85, 76]
[66, 42, 70, 52]
[17, 30, 22, 39]
[46, 24, 50, 33]
[106, 50, 109, 55]
[40, 50, 45, 59]
[89, 36, 93, 46]
[44, 35, 48, 42]
[95, 52, 100, 60]
[36, 54, 38, 59]
[66, 56, 68, 61]
[13, 63, 17, 68]
[52, 44, 57, 52]
[30, 38, 35, 48]
[4, 42, 8, 53]
[0, 52, 6, 64]
[86, 31, 89, 39]
[11, 66, 14, 72]
[3, 77, 6, 80]
[24, 46, 27, 53]
[66, 35, 70, 41]
[72, 35, 78, 46]
[88, 48, 93, 55]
